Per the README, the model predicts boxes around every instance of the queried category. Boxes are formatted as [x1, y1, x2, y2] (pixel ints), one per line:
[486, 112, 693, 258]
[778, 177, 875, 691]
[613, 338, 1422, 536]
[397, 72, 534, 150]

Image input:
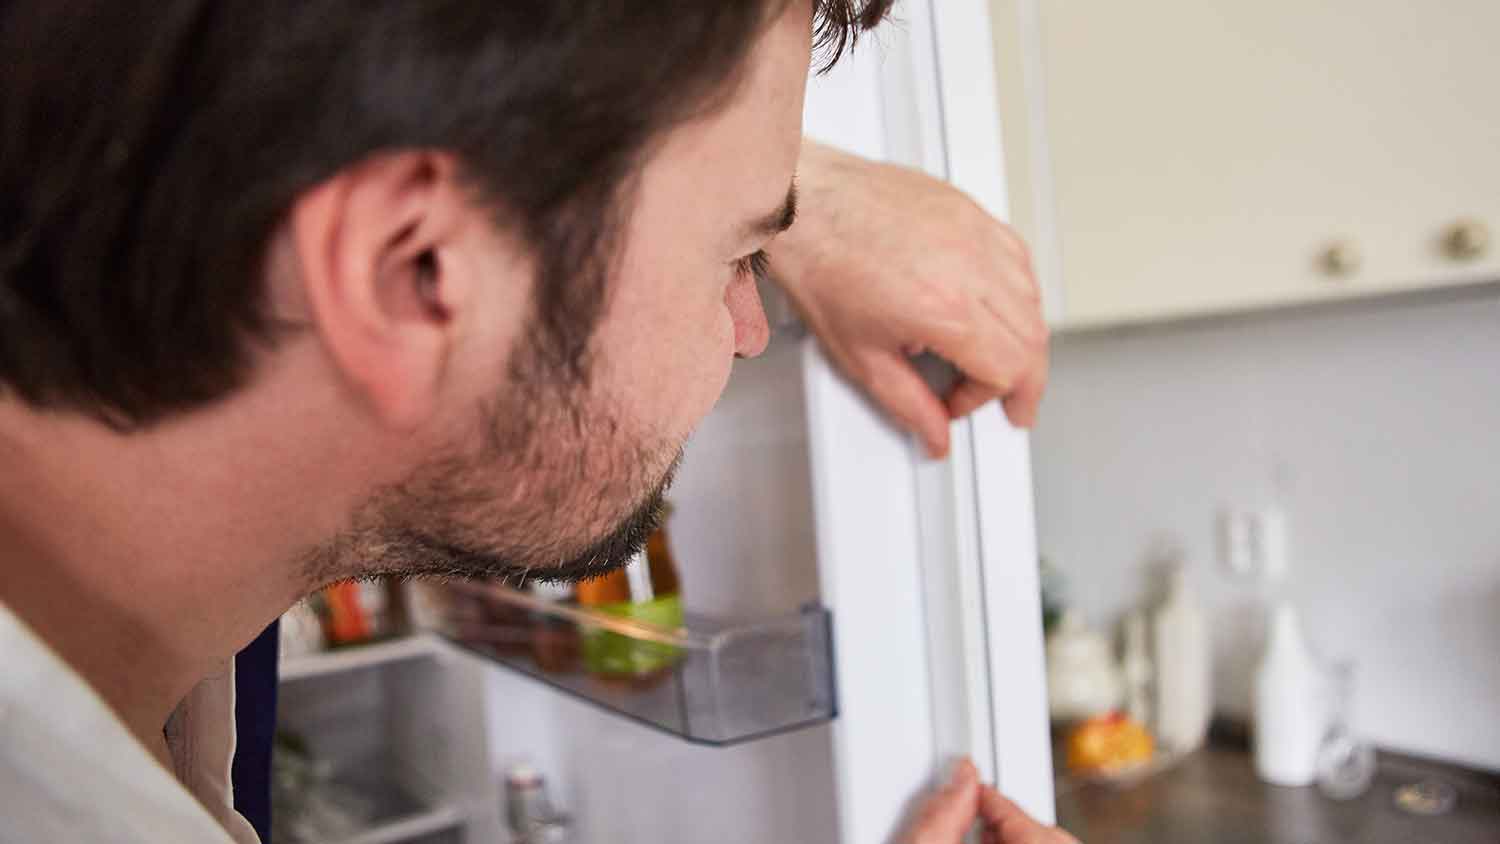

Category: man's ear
[289, 151, 468, 431]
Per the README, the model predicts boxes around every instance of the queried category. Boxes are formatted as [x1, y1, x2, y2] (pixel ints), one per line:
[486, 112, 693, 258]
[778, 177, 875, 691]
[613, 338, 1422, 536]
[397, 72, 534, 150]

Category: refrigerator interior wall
[277, 656, 501, 843]
[481, 338, 842, 844]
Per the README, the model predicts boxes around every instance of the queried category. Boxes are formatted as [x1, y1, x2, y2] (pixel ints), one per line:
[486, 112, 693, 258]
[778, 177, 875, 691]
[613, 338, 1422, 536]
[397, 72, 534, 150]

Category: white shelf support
[278, 633, 445, 683]
[329, 804, 464, 844]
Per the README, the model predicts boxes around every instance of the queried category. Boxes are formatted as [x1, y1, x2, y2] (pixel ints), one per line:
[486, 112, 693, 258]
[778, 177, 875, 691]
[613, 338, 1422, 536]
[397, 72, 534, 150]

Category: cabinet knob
[1318, 240, 1361, 278]
[1442, 219, 1490, 261]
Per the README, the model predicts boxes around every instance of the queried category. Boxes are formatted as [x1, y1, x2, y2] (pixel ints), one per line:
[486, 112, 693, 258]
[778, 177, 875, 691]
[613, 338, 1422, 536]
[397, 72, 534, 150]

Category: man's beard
[302, 353, 684, 587]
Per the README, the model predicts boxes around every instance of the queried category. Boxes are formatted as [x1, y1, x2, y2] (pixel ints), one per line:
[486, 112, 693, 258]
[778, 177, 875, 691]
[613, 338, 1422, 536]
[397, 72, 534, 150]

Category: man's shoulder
[0, 603, 247, 844]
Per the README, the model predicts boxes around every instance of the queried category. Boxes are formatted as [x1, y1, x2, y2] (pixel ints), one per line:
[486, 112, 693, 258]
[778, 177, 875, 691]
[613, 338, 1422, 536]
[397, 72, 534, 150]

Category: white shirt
[0, 601, 260, 843]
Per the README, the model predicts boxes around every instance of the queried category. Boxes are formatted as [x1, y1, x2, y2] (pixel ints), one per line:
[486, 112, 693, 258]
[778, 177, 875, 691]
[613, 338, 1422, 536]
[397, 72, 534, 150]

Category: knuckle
[1033, 325, 1052, 352]
[1001, 230, 1032, 266]
[1021, 269, 1043, 302]
[915, 278, 969, 324]
[822, 340, 869, 386]
[989, 220, 1028, 257]
[1019, 318, 1050, 352]
[945, 320, 979, 351]
[1015, 235, 1034, 266]
[844, 352, 875, 387]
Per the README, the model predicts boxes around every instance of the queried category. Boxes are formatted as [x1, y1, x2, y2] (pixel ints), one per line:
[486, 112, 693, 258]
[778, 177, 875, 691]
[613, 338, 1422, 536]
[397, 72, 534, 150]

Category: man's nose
[726, 272, 770, 359]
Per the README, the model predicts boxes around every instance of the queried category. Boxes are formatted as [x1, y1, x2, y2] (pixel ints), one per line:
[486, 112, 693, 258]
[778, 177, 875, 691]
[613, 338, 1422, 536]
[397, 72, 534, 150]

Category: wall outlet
[1253, 508, 1288, 581]
[1220, 507, 1289, 582]
[1220, 510, 1256, 576]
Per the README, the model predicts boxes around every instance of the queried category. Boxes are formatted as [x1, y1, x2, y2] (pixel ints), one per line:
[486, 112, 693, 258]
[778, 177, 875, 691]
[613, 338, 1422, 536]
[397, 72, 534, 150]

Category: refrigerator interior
[276, 653, 494, 844]
[480, 334, 843, 844]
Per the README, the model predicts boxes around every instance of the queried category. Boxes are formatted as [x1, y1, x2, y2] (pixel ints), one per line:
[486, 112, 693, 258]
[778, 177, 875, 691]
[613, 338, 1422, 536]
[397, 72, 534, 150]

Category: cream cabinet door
[991, 0, 1500, 329]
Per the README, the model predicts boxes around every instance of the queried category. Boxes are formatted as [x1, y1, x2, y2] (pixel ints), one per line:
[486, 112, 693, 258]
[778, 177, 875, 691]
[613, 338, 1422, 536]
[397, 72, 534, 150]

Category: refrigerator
[274, 3, 1051, 842]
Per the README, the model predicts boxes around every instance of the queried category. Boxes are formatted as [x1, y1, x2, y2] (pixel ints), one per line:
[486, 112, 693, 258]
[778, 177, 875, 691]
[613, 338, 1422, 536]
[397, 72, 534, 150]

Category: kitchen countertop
[1054, 731, 1500, 844]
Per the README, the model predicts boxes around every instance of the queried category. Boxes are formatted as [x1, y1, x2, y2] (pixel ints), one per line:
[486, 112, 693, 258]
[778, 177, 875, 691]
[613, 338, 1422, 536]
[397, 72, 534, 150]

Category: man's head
[0, 1, 891, 589]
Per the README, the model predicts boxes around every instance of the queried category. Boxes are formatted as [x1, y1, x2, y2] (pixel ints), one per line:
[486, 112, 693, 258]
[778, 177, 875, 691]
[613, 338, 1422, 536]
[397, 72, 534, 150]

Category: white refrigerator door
[802, 2, 1054, 841]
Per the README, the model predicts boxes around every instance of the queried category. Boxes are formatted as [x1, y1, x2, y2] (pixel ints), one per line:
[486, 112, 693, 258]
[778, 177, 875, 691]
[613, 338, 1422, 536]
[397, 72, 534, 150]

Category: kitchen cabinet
[979, 0, 1500, 329]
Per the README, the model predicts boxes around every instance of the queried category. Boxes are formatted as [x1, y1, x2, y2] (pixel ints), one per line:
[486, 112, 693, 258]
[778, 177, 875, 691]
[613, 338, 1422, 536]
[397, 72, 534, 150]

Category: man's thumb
[906, 759, 979, 843]
[979, 787, 1079, 844]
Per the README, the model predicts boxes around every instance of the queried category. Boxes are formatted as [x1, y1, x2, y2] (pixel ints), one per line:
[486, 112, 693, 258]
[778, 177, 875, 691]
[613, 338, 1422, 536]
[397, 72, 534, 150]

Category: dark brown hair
[0, 1, 891, 428]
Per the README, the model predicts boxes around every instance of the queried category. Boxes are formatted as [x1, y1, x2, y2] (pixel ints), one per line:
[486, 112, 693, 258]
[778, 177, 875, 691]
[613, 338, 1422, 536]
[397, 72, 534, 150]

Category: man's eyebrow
[742, 180, 798, 240]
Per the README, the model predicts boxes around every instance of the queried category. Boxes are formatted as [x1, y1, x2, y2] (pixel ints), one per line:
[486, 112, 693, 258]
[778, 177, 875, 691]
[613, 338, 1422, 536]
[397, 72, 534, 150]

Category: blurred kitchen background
[1013, 0, 1500, 839]
[1036, 293, 1500, 767]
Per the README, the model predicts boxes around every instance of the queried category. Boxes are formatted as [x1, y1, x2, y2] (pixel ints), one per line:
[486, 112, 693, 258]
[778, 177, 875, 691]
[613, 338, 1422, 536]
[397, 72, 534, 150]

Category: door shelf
[433, 581, 836, 746]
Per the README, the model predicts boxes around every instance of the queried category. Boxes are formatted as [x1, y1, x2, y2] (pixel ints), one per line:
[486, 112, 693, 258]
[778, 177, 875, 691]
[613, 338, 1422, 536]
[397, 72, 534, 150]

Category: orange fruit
[1066, 712, 1155, 774]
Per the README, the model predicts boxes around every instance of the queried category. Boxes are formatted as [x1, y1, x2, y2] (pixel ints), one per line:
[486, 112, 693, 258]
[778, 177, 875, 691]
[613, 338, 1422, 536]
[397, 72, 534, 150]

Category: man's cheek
[664, 312, 736, 437]
[696, 309, 739, 412]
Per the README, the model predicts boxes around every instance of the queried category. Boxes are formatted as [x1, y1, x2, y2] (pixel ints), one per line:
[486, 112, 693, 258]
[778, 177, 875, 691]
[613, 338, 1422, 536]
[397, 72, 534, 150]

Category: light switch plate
[1220, 506, 1289, 582]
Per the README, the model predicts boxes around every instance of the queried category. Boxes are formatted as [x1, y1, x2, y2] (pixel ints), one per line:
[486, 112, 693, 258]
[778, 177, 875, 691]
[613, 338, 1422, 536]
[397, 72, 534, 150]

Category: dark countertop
[1055, 734, 1500, 844]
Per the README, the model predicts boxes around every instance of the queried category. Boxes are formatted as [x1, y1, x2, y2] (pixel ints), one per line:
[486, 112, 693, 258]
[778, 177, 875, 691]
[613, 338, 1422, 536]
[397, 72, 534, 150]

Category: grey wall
[1031, 287, 1500, 770]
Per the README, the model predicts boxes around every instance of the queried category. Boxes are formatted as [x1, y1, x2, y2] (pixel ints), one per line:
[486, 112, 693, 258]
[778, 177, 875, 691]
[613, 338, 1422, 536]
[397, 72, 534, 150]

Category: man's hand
[903, 760, 982, 844]
[767, 140, 1049, 458]
[977, 787, 1081, 844]
[903, 759, 1081, 844]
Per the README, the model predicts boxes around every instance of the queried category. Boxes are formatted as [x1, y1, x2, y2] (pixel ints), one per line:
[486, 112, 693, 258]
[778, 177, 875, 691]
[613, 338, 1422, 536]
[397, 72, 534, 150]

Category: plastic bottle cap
[506, 763, 542, 787]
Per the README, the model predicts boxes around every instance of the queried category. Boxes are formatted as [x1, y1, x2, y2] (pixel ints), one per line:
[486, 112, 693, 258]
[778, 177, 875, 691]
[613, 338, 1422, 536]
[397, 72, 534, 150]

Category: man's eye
[733, 249, 770, 283]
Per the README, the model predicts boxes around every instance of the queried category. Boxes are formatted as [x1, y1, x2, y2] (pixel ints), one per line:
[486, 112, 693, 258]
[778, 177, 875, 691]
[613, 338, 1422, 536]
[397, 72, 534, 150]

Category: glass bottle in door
[575, 505, 684, 685]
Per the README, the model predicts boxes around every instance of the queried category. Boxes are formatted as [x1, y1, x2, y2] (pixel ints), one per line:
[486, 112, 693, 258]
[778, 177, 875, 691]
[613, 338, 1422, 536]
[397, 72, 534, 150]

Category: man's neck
[0, 525, 214, 760]
[0, 402, 332, 756]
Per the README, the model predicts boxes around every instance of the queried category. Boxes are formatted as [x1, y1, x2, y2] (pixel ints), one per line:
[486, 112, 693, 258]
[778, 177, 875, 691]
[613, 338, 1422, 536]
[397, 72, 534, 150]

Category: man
[0, 2, 1067, 842]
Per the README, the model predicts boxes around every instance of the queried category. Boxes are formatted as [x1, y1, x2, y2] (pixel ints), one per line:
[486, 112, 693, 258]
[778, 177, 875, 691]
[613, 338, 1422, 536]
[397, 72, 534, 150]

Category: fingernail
[944, 758, 974, 788]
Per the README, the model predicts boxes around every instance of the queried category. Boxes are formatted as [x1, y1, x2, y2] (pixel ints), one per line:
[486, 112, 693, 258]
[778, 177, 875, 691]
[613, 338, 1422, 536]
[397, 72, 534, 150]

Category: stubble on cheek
[297, 363, 686, 588]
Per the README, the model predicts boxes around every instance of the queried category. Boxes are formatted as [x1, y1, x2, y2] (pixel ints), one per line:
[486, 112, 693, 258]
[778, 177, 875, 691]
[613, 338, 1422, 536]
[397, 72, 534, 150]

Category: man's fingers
[979, 787, 1080, 844]
[917, 291, 1044, 417]
[857, 351, 952, 458]
[945, 377, 1003, 421]
[944, 331, 1047, 427]
[924, 312, 1026, 394]
[906, 759, 980, 844]
[930, 293, 1048, 427]
[999, 353, 1047, 429]
[979, 787, 1040, 832]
